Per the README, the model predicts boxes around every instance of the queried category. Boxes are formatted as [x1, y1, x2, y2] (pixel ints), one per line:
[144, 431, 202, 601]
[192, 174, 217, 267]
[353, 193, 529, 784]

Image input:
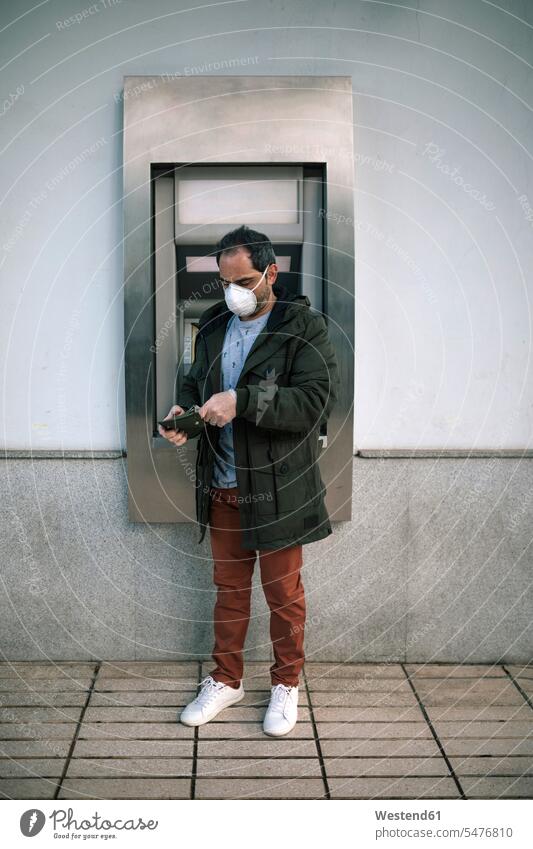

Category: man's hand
[158, 404, 188, 446]
[199, 390, 237, 427]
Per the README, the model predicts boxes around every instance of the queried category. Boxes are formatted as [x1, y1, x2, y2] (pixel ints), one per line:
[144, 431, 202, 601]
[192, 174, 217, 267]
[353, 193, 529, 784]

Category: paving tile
[0, 723, 77, 739]
[431, 721, 533, 738]
[426, 706, 533, 721]
[441, 739, 533, 756]
[0, 741, 71, 757]
[58, 778, 190, 799]
[328, 776, 460, 798]
[316, 722, 432, 739]
[94, 678, 195, 692]
[418, 691, 524, 707]
[313, 707, 424, 722]
[307, 678, 412, 693]
[0, 692, 88, 707]
[198, 740, 318, 757]
[414, 679, 522, 693]
[66, 758, 193, 778]
[0, 778, 59, 798]
[413, 680, 522, 696]
[405, 665, 506, 678]
[306, 664, 406, 679]
[99, 662, 199, 679]
[90, 691, 196, 707]
[84, 707, 193, 723]
[73, 740, 193, 757]
[195, 778, 326, 798]
[461, 776, 533, 798]
[320, 739, 441, 757]
[77, 723, 194, 740]
[198, 721, 314, 739]
[0, 678, 93, 692]
[423, 696, 526, 707]
[0, 707, 83, 722]
[505, 665, 533, 679]
[0, 758, 66, 778]
[196, 757, 322, 778]
[449, 756, 533, 776]
[310, 692, 418, 707]
[0, 663, 95, 679]
[323, 757, 450, 777]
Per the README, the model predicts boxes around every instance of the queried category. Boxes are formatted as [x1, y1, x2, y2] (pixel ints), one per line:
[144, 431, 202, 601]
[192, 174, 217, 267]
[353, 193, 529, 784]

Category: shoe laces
[194, 675, 226, 707]
[270, 683, 293, 709]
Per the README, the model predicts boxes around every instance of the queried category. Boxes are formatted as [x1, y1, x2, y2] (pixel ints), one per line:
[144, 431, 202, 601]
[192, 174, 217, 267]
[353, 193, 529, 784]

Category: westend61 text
[375, 810, 441, 820]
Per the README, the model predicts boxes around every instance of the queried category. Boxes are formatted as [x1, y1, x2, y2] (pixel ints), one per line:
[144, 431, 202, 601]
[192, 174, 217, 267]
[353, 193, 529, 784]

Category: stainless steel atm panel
[123, 76, 354, 525]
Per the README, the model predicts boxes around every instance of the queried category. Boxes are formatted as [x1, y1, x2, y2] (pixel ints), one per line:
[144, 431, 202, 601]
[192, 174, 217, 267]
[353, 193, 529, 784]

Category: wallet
[158, 405, 205, 438]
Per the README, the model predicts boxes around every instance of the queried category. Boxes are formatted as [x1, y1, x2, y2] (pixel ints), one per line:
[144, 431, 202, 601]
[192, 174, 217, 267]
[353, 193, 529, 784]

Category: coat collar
[198, 281, 308, 335]
[198, 281, 309, 393]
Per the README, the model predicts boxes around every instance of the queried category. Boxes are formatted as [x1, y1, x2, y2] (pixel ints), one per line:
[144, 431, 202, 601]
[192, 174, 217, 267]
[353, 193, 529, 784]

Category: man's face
[219, 247, 274, 315]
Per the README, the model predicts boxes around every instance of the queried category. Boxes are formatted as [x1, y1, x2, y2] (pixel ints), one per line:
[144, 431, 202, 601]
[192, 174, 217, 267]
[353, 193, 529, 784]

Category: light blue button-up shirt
[211, 310, 270, 488]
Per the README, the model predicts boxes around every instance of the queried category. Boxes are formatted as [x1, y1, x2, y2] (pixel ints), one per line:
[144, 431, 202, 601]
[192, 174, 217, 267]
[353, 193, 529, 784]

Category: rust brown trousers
[207, 485, 306, 688]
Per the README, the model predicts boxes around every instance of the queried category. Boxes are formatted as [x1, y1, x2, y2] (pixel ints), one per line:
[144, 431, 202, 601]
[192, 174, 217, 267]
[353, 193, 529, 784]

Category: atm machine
[123, 76, 354, 524]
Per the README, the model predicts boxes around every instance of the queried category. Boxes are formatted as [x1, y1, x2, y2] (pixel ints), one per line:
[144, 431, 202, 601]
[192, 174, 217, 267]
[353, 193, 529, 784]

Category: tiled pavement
[0, 661, 532, 800]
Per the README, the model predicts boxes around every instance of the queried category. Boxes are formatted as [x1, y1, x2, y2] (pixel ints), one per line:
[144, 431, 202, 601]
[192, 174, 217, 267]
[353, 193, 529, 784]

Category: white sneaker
[180, 675, 244, 726]
[263, 684, 299, 736]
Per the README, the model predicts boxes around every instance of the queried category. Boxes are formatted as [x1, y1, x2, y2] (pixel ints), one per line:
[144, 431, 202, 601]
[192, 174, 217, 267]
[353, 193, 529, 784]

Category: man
[159, 225, 339, 736]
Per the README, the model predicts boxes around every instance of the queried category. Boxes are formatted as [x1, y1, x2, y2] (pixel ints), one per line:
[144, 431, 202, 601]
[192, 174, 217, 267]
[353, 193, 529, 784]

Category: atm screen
[175, 244, 303, 301]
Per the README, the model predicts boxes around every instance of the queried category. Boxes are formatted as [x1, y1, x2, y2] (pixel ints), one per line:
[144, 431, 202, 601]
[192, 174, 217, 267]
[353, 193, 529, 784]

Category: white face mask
[223, 265, 269, 318]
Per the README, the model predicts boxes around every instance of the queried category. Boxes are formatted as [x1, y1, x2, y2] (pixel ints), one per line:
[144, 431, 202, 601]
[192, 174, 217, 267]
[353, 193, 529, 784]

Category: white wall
[1, 0, 532, 451]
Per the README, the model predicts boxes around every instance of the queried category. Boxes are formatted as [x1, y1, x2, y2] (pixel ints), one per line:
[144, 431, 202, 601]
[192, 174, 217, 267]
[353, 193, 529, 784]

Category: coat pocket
[268, 436, 314, 515]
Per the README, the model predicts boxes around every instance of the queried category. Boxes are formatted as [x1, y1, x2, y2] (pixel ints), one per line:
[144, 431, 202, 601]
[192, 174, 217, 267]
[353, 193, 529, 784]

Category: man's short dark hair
[215, 225, 276, 271]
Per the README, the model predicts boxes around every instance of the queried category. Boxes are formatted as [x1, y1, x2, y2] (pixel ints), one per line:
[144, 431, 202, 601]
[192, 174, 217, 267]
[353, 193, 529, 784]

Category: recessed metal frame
[123, 75, 355, 524]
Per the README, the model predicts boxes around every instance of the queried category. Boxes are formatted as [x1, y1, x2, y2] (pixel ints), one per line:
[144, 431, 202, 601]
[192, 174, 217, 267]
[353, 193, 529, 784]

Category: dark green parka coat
[177, 281, 340, 550]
